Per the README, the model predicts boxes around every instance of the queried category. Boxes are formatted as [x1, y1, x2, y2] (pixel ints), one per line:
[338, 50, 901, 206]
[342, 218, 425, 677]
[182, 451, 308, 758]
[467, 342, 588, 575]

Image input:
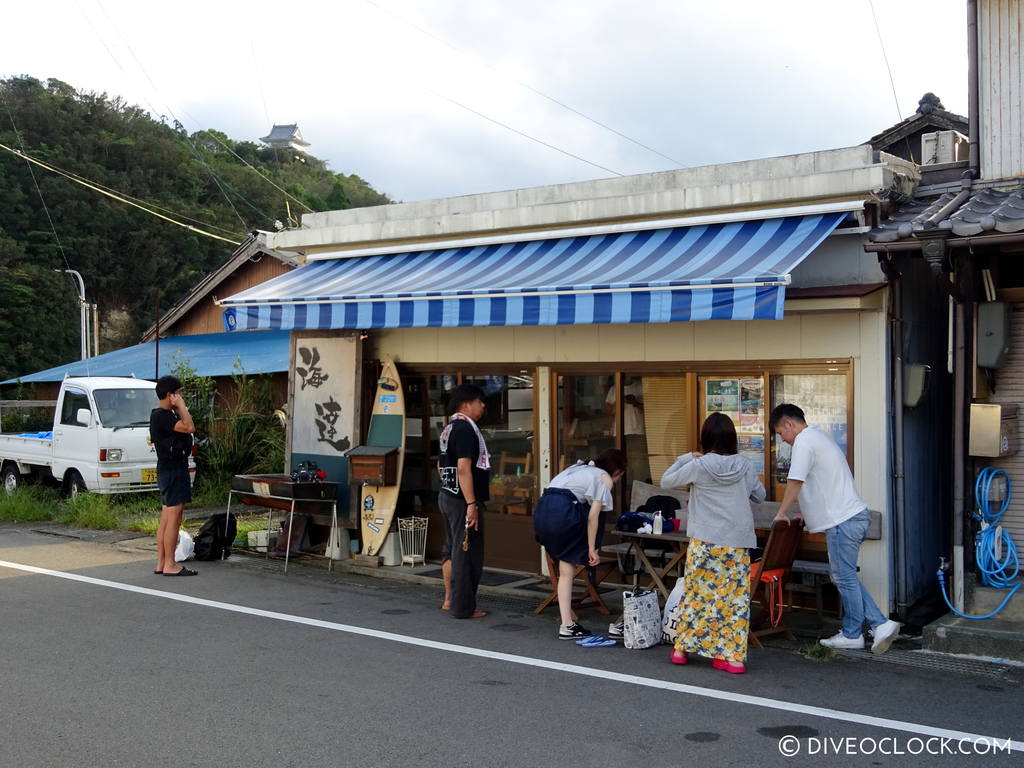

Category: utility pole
[55, 269, 88, 360]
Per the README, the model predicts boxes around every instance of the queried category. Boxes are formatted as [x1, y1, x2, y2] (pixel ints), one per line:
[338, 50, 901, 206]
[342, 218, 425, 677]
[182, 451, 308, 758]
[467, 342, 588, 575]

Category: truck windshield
[92, 388, 157, 428]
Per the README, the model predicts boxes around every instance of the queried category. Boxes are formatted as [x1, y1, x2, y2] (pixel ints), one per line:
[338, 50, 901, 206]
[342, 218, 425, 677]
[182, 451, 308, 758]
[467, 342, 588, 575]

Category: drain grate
[480, 594, 545, 612]
[836, 648, 1013, 679]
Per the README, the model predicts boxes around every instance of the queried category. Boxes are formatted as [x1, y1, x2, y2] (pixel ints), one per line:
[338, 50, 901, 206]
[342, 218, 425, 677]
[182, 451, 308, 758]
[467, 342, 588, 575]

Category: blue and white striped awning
[220, 211, 847, 331]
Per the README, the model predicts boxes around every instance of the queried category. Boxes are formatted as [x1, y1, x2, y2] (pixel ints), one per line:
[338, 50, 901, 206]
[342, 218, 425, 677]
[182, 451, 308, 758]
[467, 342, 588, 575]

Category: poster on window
[738, 434, 765, 473]
[704, 379, 740, 420]
[738, 378, 764, 432]
[290, 335, 359, 457]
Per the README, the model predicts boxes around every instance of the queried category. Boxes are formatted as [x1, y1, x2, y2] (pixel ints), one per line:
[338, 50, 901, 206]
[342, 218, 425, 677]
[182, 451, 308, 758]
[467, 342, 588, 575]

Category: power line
[0, 97, 75, 274]
[79, 0, 314, 218]
[868, 0, 904, 124]
[424, 85, 624, 177]
[38, 158, 243, 237]
[90, 0, 262, 230]
[361, 0, 686, 168]
[0, 141, 242, 244]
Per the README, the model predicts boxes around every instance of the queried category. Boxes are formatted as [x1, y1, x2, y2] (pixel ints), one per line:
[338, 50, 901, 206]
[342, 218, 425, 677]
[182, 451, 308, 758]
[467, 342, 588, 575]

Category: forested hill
[0, 76, 392, 382]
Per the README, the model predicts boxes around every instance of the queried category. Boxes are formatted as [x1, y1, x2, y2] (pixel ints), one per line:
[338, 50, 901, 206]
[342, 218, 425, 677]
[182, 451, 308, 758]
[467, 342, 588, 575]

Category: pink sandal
[670, 649, 689, 665]
[712, 659, 746, 674]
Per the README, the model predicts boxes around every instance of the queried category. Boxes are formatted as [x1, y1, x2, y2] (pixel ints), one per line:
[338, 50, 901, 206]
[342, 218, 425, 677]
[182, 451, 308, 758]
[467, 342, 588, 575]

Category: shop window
[770, 373, 850, 499]
[556, 374, 615, 471]
[400, 375, 455, 499]
[640, 375, 691, 488]
[463, 374, 535, 515]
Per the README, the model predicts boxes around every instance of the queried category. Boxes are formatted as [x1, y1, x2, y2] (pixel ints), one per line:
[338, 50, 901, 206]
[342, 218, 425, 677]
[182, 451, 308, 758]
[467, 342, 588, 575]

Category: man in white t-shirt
[770, 403, 901, 654]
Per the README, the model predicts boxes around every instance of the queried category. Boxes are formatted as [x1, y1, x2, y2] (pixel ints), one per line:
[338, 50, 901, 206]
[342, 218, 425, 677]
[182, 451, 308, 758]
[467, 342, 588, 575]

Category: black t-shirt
[438, 419, 490, 503]
[149, 407, 191, 469]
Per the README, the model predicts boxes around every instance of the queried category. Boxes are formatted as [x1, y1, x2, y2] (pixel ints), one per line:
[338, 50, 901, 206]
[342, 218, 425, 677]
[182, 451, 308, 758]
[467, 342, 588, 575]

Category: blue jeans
[826, 509, 887, 638]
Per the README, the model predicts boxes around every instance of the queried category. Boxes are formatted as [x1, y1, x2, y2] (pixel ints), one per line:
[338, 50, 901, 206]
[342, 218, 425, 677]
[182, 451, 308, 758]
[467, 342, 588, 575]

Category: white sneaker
[871, 619, 901, 655]
[819, 631, 864, 650]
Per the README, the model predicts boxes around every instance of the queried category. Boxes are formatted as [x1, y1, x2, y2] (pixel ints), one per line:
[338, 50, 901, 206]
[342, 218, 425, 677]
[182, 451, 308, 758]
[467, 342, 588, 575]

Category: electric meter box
[977, 302, 1011, 369]
[969, 403, 1018, 457]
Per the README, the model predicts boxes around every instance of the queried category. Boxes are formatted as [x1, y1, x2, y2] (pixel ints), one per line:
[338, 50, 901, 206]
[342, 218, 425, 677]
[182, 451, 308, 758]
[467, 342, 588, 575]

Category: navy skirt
[534, 487, 605, 566]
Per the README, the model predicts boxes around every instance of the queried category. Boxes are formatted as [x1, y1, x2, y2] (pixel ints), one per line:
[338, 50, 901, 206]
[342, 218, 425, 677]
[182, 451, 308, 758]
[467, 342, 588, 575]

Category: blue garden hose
[938, 467, 1021, 619]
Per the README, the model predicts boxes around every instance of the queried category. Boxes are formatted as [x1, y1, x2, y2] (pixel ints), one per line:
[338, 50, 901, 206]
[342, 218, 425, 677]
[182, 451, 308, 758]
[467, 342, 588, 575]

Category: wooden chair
[534, 549, 617, 616]
[498, 452, 532, 475]
[748, 518, 805, 647]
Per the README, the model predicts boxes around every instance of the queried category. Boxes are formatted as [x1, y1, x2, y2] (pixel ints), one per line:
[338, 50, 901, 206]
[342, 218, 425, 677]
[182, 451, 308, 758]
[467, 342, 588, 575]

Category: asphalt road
[0, 524, 1021, 768]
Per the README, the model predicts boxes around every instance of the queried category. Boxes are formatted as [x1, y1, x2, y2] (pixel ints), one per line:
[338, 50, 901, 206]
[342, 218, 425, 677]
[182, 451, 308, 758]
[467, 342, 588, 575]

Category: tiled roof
[868, 192, 960, 242]
[262, 123, 299, 141]
[948, 185, 1024, 236]
[869, 183, 1024, 243]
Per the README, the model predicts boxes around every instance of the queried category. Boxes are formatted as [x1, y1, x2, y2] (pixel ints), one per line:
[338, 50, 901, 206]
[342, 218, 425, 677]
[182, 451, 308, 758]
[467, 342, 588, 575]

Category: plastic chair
[748, 518, 805, 647]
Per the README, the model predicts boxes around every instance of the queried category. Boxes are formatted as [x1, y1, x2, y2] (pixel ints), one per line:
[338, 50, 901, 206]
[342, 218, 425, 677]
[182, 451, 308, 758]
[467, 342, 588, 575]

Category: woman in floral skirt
[660, 412, 765, 674]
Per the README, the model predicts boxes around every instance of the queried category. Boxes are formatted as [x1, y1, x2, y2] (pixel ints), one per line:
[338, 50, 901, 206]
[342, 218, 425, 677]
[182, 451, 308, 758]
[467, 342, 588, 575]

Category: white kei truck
[0, 376, 194, 496]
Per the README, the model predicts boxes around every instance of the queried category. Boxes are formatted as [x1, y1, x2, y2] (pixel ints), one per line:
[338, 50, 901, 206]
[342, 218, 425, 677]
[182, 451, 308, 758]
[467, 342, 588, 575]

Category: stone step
[966, 581, 1024, 622]
[922, 614, 1024, 662]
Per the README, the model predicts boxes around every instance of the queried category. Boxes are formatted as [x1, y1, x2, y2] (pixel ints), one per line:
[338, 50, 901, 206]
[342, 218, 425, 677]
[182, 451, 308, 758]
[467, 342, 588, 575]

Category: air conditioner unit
[921, 131, 969, 165]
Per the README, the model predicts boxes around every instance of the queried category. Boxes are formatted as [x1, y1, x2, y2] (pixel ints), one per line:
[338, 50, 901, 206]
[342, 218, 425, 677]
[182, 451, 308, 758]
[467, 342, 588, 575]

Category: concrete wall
[790, 234, 887, 288]
[368, 306, 893, 611]
[265, 146, 914, 254]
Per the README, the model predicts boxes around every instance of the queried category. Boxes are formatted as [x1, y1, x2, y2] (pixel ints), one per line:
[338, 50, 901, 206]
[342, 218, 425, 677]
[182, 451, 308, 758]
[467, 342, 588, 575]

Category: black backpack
[193, 512, 237, 561]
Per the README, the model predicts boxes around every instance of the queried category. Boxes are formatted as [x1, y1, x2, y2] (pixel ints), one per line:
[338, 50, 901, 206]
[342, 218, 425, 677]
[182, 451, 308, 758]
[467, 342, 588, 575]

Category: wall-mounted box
[969, 403, 1018, 457]
[346, 445, 399, 485]
[977, 302, 1011, 369]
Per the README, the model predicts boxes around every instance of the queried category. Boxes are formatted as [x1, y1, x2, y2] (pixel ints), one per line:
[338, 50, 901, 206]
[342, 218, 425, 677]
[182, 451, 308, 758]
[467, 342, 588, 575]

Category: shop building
[220, 145, 918, 613]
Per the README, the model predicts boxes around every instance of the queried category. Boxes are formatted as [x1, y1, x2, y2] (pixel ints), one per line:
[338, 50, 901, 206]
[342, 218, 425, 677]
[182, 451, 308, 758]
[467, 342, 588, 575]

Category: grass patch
[801, 642, 837, 662]
[190, 477, 230, 508]
[0, 486, 59, 522]
[59, 493, 120, 530]
[121, 515, 161, 536]
[233, 517, 270, 546]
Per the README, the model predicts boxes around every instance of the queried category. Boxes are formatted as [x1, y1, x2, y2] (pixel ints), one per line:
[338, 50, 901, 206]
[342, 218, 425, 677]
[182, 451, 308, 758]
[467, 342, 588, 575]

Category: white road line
[2, 558, 1021, 752]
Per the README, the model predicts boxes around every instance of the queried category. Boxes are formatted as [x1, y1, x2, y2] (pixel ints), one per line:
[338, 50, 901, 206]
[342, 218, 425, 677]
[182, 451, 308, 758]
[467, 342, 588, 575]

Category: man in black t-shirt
[150, 375, 197, 576]
[437, 384, 490, 619]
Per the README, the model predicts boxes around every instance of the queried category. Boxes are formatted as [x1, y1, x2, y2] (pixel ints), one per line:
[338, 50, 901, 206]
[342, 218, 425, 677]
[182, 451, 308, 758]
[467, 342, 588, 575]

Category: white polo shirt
[787, 425, 864, 533]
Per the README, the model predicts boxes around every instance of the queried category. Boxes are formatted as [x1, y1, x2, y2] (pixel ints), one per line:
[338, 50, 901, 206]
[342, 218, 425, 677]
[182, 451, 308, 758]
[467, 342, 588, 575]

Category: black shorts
[157, 464, 192, 507]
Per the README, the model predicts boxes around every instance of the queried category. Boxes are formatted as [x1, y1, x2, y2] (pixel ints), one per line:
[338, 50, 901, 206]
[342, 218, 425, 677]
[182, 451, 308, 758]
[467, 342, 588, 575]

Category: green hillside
[0, 76, 391, 381]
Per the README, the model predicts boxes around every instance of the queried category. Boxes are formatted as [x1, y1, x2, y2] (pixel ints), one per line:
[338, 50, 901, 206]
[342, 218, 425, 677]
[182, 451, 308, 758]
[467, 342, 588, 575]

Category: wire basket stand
[398, 516, 428, 566]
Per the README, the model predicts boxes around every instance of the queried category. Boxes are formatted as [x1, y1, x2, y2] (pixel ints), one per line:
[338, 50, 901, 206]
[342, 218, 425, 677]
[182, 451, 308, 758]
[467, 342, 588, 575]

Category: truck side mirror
[76, 408, 92, 426]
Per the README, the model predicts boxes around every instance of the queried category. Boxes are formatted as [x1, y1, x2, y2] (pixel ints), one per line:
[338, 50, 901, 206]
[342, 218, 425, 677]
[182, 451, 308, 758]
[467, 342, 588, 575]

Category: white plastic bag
[622, 588, 662, 649]
[174, 530, 194, 562]
[661, 578, 686, 645]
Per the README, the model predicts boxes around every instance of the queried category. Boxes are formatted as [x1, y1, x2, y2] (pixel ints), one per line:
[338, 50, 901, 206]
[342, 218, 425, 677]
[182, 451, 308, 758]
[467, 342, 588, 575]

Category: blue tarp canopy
[1, 330, 290, 385]
[220, 212, 846, 331]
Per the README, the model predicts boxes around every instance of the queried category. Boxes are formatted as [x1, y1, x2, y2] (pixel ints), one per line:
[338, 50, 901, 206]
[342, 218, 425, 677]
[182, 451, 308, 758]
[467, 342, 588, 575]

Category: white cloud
[2, 0, 968, 204]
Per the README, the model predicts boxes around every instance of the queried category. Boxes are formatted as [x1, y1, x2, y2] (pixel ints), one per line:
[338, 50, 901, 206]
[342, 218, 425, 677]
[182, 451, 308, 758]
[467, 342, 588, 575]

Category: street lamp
[55, 269, 89, 360]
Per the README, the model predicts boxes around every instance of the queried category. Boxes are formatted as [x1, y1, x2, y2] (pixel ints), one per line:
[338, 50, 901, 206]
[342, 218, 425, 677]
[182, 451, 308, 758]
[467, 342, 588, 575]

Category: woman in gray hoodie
[660, 412, 765, 674]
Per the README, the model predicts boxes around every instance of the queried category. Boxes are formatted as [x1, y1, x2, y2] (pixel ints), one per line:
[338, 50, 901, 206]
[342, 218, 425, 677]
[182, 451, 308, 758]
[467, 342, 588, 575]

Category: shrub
[169, 358, 286, 485]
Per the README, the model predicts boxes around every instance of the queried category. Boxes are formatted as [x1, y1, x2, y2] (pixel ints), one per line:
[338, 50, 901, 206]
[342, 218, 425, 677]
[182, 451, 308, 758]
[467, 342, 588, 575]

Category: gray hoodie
[660, 452, 766, 548]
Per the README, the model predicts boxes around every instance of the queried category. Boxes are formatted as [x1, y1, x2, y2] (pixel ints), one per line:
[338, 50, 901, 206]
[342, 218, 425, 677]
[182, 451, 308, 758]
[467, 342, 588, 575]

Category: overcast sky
[4, 1, 967, 205]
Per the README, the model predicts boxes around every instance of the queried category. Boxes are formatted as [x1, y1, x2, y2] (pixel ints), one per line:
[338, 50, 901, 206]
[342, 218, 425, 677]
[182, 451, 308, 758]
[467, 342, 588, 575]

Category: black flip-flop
[163, 567, 198, 577]
[153, 570, 162, 575]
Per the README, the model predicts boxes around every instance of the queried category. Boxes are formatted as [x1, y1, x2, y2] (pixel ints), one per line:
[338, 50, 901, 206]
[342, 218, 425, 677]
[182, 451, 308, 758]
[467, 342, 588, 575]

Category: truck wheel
[2, 465, 20, 496]
[64, 470, 87, 499]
